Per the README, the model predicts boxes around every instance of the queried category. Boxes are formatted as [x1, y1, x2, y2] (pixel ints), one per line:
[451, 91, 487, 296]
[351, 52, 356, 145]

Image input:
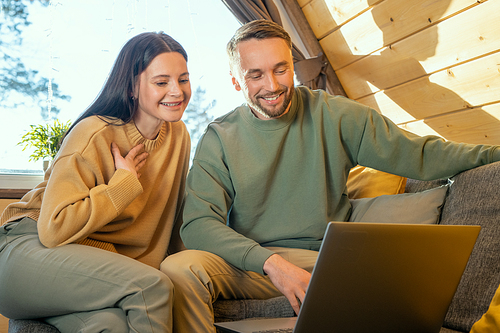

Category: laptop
[215, 222, 481, 333]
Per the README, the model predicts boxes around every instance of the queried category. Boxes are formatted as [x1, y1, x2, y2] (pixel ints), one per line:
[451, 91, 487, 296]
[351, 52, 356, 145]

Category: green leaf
[18, 119, 72, 162]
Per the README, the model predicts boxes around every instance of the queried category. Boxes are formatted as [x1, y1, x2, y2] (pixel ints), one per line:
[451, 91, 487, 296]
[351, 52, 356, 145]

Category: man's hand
[111, 143, 148, 179]
[263, 254, 311, 315]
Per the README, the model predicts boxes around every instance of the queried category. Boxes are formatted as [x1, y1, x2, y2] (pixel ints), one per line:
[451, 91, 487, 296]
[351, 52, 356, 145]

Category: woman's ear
[132, 75, 141, 100]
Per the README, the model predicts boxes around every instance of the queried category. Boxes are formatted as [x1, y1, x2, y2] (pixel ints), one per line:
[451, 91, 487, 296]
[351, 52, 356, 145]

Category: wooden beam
[278, 0, 347, 96]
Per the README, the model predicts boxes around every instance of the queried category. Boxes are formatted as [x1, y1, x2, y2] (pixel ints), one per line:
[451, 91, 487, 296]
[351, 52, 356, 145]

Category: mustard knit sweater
[1, 116, 190, 269]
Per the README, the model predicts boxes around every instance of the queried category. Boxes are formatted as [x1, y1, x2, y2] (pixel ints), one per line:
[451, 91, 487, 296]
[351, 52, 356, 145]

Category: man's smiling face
[231, 37, 294, 120]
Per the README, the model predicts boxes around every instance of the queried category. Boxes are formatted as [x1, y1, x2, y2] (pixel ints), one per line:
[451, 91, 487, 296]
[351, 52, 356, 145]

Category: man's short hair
[227, 19, 292, 71]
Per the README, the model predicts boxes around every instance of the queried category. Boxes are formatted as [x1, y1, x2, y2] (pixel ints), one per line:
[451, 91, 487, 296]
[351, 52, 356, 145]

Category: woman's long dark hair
[62, 31, 187, 143]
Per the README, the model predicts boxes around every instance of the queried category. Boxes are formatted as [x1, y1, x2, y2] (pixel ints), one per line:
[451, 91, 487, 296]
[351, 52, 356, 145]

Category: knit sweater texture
[182, 86, 500, 274]
[1, 116, 190, 269]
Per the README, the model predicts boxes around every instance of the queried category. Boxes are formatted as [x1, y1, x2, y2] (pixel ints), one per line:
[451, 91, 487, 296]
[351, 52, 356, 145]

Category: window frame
[0, 174, 42, 198]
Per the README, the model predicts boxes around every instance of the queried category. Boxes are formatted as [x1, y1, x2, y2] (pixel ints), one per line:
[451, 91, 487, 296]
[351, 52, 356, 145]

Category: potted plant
[18, 119, 72, 171]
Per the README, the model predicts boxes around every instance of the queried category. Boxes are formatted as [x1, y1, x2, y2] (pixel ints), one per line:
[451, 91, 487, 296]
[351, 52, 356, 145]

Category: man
[161, 20, 500, 333]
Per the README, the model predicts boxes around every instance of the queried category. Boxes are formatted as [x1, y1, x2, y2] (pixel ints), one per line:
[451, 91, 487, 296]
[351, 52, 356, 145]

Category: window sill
[0, 173, 43, 199]
[0, 189, 30, 199]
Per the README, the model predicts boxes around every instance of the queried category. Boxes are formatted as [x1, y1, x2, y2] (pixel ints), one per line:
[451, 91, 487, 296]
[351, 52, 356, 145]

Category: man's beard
[248, 86, 293, 119]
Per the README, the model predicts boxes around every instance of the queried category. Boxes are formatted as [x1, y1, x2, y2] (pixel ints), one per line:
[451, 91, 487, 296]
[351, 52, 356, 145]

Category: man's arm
[181, 126, 276, 274]
[353, 107, 500, 180]
[263, 254, 311, 314]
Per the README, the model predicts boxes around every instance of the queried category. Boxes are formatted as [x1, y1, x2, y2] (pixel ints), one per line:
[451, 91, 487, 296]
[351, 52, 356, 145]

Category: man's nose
[264, 74, 279, 92]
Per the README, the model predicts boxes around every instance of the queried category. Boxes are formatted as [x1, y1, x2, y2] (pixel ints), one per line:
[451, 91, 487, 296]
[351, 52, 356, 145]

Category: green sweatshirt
[182, 86, 500, 274]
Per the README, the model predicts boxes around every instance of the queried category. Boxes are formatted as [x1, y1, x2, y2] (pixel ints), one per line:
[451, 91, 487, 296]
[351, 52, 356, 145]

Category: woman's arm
[37, 143, 147, 247]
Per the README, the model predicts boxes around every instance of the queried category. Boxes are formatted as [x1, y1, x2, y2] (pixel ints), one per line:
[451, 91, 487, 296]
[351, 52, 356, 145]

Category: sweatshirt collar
[125, 120, 167, 153]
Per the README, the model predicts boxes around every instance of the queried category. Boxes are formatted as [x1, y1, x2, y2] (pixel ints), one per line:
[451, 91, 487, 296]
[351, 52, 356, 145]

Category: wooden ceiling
[296, 0, 500, 145]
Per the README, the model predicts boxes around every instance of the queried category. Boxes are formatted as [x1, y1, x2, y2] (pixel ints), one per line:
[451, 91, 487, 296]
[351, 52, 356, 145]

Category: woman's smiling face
[133, 51, 191, 139]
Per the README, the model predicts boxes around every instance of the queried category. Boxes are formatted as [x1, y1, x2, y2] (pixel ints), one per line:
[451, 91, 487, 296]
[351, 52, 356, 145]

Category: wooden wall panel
[399, 103, 500, 145]
[301, 0, 381, 38]
[297, 0, 313, 6]
[319, 0, 478, 69]
[358, 51, 500, 123]
[299, 0, 500, 144]
[0, 199, 17, 213]
[0, 314, 8, 333]
[332, 0, 500, 100]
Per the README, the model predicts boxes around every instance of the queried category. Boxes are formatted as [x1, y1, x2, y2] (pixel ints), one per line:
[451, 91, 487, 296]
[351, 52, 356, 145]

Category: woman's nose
[168, 82, 182, 96]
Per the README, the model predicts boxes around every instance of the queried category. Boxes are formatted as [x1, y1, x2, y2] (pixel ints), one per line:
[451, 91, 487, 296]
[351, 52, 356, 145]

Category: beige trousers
[160, 247, 318, 333]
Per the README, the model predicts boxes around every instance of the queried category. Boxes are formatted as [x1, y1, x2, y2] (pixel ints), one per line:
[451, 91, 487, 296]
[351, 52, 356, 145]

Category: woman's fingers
[111, 143, 148, 178]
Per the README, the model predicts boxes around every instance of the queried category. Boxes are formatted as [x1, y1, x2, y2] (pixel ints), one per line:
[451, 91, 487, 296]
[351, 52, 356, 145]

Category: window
[0, 0, 244, 189]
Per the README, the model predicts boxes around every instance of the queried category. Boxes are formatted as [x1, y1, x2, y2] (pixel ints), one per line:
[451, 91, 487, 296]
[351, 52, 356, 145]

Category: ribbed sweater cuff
[2, 210, 40, 225]
[76, 238, 118, 253]
[106, 169, 143, 213]
[243, 245, 276, 275]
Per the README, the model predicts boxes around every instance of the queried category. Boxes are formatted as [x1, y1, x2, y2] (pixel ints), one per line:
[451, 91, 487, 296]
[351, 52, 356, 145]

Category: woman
[0, 31, 191, 333]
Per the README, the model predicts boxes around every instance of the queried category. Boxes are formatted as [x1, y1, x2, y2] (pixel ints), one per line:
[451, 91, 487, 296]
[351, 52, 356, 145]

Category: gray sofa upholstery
[8, 161, 500, 332]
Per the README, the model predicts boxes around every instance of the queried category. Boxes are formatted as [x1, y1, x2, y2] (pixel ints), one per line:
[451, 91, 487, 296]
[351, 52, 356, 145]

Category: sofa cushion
[439, 328, 465, 333]
[347, 166, 407, 199]
[8, 319, 60, 333]
[349, 185, 448, 224]
[213, 296, 294, 323]
[437, 161, 500, 332]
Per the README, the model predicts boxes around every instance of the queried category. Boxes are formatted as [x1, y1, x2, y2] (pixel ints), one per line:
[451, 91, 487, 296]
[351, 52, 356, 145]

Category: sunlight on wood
[358, 91, 417, 124]
[483, 104, 500, 122]
[399, 122, 443, 138]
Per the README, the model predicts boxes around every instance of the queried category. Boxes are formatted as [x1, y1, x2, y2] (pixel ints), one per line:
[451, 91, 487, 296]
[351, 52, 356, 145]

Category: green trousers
[0, 218, 173, 333]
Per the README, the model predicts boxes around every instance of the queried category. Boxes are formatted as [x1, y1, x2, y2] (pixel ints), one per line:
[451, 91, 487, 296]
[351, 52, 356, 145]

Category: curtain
[221, 0, 282, 23]
[221, 0, 328, 91]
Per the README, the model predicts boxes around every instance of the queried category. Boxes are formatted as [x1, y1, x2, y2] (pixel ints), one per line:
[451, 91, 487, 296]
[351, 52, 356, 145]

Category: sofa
[7, 161, 500, 332]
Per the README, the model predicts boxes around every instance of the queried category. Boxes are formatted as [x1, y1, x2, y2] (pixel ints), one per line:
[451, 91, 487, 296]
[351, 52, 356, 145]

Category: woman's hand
[111, 142, 148, 178]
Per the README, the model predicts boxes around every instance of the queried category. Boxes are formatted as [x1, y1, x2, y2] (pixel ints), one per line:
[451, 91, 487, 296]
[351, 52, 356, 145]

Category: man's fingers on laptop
[289, 286, 308, 314]
[287, 294, 301, 315]
[263, 254, 311, 314]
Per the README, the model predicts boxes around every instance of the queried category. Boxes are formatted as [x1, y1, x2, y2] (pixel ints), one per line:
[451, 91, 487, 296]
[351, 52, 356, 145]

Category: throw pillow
[349, 185, 449, 224]
[347, 165, 407, 199]
[470, 283, 500, 333]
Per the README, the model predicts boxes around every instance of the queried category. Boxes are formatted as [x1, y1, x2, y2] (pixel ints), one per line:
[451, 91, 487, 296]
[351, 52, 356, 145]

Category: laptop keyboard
[252, 329, 294, 333]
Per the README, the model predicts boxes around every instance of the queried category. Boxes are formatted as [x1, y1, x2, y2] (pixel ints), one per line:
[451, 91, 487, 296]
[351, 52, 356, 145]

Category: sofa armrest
[404, 178, 448, 194]
[438, 161, 500, 332]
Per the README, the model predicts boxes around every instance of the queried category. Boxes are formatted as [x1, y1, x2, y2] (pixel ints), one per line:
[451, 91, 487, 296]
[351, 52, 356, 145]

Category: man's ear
[230, 71, 242, 92]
